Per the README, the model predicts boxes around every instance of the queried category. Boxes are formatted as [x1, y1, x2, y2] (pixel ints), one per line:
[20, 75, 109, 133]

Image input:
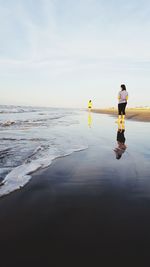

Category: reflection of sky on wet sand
[88, 112, 92, 128]
[74, 111, 150, 197]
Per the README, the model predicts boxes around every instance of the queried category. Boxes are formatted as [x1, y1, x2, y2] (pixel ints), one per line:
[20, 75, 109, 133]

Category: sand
[91, 108, 150, 122]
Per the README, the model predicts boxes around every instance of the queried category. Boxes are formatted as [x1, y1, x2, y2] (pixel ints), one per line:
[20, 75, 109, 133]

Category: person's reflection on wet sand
[88, 112, 92, 128]
[114, 121, 127, 160]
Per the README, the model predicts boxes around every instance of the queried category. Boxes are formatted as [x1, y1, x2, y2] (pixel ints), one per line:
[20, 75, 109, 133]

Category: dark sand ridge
[91, 108, 150, 122]
[0, 112, 150, 266]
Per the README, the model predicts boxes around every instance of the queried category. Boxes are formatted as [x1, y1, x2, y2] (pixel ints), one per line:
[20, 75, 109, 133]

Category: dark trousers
[118, 102, 127, 115]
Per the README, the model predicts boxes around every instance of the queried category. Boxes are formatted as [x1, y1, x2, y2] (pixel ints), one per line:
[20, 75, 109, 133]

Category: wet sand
[0, 113, 150, 266]
[0, 152, 149, 266]
[92, 108, 150, 122]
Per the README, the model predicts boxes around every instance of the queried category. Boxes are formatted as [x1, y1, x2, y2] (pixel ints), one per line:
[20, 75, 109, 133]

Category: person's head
[114, 148, 122, 160]
[116, 154, 122, 160]
[89, 100, 92, 103]
[121, 84, 126, 91]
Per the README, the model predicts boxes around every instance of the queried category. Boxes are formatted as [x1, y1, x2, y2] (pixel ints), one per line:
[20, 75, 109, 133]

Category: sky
[0, 0, 150, 108]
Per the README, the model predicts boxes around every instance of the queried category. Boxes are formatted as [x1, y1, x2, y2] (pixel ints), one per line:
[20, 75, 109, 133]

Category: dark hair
[89, 100, 92, 102]
[121, 84, 126, 91]
[116, 154, 122, 160]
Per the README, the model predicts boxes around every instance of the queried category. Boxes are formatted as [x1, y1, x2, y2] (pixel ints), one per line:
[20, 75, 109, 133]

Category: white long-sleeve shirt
[118, 90, 128, 104]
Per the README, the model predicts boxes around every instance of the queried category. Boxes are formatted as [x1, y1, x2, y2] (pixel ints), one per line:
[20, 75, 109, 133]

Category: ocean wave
[0, 137, 48, 141]
[0, 148, 12, 159]
[0, 107, 86, 197]
[0, 116, 73, 129]
[0, 105, 37, 114]
[0, 146, 87, 197]
[0, 121, 16, 127]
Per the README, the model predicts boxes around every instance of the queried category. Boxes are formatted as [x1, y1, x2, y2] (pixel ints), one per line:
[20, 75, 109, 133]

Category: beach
[1, 0, 150, 264]
[91, 108, 150, 122]
[0, 110, 150, 266]
[92, 108, 150, 122]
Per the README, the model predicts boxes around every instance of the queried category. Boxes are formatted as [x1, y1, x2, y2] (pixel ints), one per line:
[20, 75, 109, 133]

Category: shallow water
[0, 106, 150, 197]
[0, 106, 87, 196]
[79, 111, 150, 199]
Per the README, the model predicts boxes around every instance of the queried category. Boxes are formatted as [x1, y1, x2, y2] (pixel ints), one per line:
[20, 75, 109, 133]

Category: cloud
[0, 0, 150, 106]
[1, 0, 150, 63]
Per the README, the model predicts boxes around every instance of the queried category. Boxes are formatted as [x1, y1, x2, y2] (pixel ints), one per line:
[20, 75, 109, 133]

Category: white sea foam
[0, 107, 87, 197]
[0, 105, 37, 114]
[0, 146, 87, 197]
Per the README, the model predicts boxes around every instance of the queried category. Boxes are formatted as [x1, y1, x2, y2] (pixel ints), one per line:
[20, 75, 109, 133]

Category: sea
[0, 105, 87, 197]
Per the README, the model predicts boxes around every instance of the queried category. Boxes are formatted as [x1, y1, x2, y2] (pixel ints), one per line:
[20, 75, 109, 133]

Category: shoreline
[91, 108, 150, 122]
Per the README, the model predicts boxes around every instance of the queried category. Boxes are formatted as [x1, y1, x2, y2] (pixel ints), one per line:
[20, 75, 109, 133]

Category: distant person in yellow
[88, 100, 92, 111]
[117, 84, 128, 122]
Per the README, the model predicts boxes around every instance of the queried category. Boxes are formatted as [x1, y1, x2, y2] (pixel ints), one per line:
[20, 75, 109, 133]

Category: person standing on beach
[88, 100, 92, 111]
[117, 84, 128, 122]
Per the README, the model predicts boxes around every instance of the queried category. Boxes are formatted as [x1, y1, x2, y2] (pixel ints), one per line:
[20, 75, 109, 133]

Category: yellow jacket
[88, 101, 92, 108]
